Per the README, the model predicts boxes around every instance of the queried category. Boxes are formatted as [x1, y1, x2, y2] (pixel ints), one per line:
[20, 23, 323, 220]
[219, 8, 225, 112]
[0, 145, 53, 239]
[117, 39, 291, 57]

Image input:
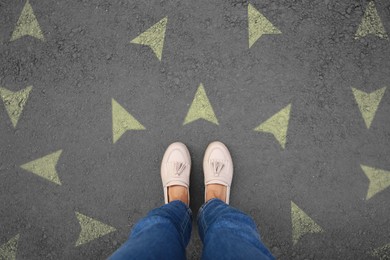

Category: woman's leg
[197, 198, 274, 260]
[109, 200, 192, 260]
[110, 142, 193, 259]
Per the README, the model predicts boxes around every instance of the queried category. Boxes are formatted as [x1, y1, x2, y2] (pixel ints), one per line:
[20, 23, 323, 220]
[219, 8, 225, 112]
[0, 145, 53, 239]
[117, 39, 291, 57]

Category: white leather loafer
[161, 142, 191, 204]
[203, 141, 233, 204]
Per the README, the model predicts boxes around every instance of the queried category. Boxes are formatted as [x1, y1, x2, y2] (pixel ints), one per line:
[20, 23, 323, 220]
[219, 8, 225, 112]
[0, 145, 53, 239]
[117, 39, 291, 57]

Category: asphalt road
[0, 0, 390, 259]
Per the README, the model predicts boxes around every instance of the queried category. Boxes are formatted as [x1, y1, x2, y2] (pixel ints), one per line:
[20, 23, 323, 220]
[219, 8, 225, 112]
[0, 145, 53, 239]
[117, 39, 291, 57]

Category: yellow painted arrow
[11, 0, 45, 41]
[75, 212, 116, 246]
[21, 150, 62, 185]
[112, 98, 145, 143]
[183, 83, 219, 125]
[355, 2, 388, 40]
[248, 3, 281, 48]
[254, 104, 291, 149]
[0, 86, 32, 128]
[0, 234, 20, 260]
[291, 201, 324, 245]
[352, 87, 386, 129]
[361, 165, 390, 200]
[371, 243, 390, 259]
[131, 17, 168, 61]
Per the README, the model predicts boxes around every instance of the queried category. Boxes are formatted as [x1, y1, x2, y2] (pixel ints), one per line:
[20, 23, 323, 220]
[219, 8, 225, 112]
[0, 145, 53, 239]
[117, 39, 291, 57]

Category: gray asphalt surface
[0, 0, 390, 259]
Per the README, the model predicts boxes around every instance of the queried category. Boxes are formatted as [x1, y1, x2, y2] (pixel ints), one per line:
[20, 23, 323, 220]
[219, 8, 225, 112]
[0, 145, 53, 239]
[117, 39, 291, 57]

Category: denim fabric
[198, 198, 274, 260]
[109, 200, 192, 260]
[109, 199, 274, 260]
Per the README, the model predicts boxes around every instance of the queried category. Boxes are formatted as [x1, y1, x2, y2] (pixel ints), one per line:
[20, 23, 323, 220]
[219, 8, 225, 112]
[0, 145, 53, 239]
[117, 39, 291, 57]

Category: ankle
[205, 184, 226, 202]
[168, 186, 189, 205]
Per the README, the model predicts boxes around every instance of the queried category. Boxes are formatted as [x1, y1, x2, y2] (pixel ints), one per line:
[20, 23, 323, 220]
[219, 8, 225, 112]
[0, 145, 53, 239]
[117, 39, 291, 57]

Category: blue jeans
[109, 199, 274, 260]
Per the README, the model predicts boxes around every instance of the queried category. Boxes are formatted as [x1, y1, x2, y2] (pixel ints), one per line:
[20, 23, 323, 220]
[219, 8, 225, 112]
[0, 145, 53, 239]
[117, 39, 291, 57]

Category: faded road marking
[183, 83, 219, 126]
[248, 3, 281, 48]
[11, 0, 45, 41]
[371, 243, 390, 259]
[291, 201, 324, 246]
[112, 98, 145, 144]
[0, 234, 19, 260]
[355, 2, 388, 40]
[20, 150, 63, 185]
[75, 212, 116, 246]
[361, 165, 390, 200]
[131, 17, 168, 61]
[254, 104, 291, 149]
[0, 86, 32, 128]
[352, 87, 386, 129]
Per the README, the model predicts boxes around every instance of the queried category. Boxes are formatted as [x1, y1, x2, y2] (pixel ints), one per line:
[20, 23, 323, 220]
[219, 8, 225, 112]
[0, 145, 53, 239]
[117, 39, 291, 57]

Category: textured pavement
[1, 0, 390, 259]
